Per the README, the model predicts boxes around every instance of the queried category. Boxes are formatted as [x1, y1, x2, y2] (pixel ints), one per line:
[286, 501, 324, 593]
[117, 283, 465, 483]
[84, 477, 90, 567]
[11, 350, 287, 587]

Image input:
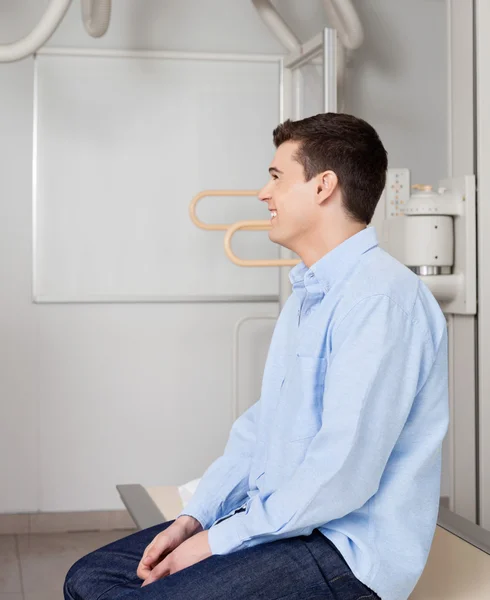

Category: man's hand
[141, 530, 212, 587]
[137, 516, 202, 581]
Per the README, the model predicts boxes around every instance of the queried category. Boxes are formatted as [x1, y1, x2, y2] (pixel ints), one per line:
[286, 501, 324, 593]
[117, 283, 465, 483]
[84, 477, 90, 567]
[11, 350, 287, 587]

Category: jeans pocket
[327, 571, 380, 600]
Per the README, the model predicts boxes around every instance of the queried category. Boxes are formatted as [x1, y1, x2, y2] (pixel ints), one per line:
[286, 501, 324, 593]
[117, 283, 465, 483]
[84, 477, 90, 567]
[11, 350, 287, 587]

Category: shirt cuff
[175, 510, 207, 531]
[208, 514, 245, 555]
[176, 498, 214, 530]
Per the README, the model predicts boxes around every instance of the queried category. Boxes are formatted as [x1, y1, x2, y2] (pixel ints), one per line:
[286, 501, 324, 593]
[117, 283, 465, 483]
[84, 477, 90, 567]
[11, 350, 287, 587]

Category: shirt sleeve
[207, 294, 446, 554]
[177, 399, 259, 530]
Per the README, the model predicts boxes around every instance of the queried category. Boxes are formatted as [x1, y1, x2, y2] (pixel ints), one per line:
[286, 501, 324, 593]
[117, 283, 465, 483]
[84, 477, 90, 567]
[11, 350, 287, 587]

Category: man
[64, 113, 448, 600]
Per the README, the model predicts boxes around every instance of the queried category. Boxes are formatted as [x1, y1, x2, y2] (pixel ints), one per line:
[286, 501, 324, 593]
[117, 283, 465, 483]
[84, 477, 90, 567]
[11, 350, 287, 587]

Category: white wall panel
[34, 53, 280, 301]
[38, 302, 276, 511]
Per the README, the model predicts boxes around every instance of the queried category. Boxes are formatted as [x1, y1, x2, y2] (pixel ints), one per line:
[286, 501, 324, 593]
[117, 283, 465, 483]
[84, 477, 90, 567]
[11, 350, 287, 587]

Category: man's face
[259, 141, 319, 252]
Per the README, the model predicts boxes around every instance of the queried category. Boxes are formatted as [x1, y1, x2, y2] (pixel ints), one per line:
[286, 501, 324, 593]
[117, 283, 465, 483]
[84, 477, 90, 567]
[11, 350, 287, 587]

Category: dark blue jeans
[64, 520, 379, 600]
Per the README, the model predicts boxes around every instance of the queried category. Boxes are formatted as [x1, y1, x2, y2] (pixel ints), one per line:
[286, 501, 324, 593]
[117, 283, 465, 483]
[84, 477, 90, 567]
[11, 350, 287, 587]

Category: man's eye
[272, 175, 278, 180]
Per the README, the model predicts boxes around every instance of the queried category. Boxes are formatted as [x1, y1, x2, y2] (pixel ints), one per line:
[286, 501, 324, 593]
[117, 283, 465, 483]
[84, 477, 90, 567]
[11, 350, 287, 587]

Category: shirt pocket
[287, 355, 327, 442]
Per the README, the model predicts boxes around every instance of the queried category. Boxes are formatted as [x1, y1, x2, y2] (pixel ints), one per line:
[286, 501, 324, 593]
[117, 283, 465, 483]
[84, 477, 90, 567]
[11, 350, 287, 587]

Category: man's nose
[258, 183, 271, 202]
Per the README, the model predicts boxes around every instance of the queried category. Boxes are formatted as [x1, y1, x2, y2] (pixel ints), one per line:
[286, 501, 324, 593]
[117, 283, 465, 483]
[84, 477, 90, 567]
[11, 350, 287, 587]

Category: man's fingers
[137, 537, 163, 579]
[140, 540, 155, 563]
[143, 554, 155, 564]
[137, 563, 152, 580]
[137, 543, 153, 578]
[141, 556, 171, 587]
[145, 538, 171, 566]
[137, 534, 173, 580]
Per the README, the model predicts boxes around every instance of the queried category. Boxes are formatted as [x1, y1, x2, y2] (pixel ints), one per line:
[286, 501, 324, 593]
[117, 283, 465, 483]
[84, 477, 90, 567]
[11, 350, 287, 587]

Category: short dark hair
[272, 113, 388, 224]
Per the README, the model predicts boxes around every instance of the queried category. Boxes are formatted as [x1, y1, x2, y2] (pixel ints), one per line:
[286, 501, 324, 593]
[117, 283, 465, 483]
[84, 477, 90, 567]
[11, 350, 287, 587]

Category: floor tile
[0, 536, 22, 593]
[0, 515, 29, 536]
[18, 530, 129, 593]
[25, 593, 60, 600]
[0, 538, 16, 554]
[0, 594, 24, 599]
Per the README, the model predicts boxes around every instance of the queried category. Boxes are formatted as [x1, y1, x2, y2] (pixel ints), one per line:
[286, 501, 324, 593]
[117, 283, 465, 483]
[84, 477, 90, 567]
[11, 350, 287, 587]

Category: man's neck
[296, 224, 367, 268]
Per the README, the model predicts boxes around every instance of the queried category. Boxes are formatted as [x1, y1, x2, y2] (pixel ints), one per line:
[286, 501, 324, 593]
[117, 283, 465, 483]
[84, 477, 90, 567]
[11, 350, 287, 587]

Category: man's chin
[268, 229, 292, 251]
[268, 229, 280, 245]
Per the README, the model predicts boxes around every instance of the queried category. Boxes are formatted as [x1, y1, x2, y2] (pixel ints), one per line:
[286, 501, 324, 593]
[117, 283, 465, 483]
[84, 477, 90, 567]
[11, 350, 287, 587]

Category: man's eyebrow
[268, 167, 283, 175]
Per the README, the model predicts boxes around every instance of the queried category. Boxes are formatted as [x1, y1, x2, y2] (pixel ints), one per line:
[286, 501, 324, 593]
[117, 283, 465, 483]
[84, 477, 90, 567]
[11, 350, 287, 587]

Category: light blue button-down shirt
[180, 227, 449, 600]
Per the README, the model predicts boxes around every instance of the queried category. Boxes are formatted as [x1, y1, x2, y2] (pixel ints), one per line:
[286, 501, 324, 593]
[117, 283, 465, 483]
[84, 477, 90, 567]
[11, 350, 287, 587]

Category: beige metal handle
[224, 220, 301, 267]
[189, 189, 260, 231]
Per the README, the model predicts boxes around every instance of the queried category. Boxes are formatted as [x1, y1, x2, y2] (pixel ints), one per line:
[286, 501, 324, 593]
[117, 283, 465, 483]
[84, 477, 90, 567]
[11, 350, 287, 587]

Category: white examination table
[117, 484, 490, 600]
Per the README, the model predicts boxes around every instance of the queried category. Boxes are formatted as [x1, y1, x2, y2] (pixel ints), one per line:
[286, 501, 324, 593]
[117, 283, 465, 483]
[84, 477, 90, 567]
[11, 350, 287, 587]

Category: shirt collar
[289, 227, 379, 294]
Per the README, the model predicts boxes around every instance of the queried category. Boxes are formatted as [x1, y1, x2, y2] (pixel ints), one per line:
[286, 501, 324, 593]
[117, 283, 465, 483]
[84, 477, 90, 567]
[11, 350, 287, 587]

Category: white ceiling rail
[322, 0, 364, 50]
[0, 0, 112, 63]
[251, 0, 301, 52]
[0, 0, 72, 63]
[81, 0, 111, 38]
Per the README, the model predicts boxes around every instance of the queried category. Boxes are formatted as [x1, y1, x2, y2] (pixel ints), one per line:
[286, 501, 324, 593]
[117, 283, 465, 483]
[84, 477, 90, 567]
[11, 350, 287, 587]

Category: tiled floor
[0, 529, 134, 600]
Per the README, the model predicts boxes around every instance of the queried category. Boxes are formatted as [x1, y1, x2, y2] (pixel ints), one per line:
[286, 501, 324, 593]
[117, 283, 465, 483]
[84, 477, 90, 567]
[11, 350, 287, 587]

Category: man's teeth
[271, 211, 277, 219]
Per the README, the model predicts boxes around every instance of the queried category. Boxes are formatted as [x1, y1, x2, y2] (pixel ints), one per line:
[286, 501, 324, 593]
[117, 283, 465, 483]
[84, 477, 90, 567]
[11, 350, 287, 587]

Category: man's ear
[316, 170, 338, 205]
